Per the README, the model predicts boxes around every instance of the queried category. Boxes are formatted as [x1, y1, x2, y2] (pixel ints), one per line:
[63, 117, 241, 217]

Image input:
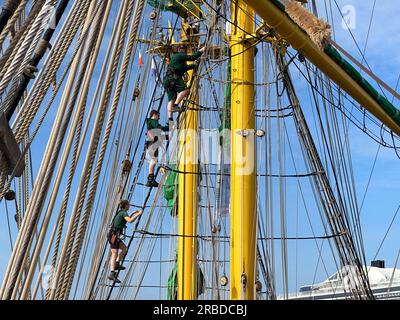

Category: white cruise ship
[282, 261, 400, 300]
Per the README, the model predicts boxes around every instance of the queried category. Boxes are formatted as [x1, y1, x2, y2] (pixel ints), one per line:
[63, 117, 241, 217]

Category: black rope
[102, 8, 183, 300]
[288, 50, 400, 149]
[161, 164, 322, 178]
[258, 111, 293, 118]
[105, 8, 213, 299]
[134, 229, 346, 241]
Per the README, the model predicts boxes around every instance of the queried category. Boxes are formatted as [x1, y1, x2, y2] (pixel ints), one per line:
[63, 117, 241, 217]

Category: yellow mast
[177, 11, 201, 299]
[230, 1, 257, 300]
[177, 67, 199, 300]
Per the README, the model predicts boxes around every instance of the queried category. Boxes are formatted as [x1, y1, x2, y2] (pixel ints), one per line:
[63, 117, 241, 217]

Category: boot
[146, 174, 159, 188]
[116, 261, 126, 271]
[108, 271, 121, 283]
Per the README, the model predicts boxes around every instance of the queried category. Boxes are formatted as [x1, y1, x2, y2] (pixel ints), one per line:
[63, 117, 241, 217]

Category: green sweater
[167, 51, 202, 77]
[146, 118, 169, 142]
[112, 210, 128, 230]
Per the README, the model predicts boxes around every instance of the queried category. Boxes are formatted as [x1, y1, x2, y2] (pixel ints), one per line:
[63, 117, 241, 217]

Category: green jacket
[146, 119, 169, 142]
[167, 51, 202, 77]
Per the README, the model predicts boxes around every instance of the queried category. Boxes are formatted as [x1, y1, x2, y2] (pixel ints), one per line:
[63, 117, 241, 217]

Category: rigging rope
[278, 51, 374, 299]
[0, 0, 93, 300]
[0, 0, 28, 50]
[49, 0, 135, 300]
[59, 0, 147, 300]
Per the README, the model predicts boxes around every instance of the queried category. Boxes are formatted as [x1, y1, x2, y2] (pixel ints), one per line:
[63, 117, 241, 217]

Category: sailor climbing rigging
[107, 200, 142, 283]
[145, 110, 169, 188]
[163, 45, 205, 121]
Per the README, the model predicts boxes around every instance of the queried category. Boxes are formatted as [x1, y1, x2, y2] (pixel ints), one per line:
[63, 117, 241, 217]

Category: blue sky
[321, 0, 400, 250]
[1, 0, 400, 300]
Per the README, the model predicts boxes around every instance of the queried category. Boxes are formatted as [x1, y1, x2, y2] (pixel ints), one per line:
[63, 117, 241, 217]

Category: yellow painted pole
[230, 1, 257, 300]
[177, 63, 199, 300]
[242, 0, 400, 136]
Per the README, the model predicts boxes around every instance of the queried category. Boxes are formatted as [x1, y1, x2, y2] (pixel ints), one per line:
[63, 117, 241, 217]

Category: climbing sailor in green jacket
[146, 110, 169, 187]
[108, 200, 142, 283]
[163, 44, 205, 121]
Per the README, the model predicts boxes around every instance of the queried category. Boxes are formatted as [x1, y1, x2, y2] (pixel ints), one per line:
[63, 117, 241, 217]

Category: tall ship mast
[0, 0, 399, 300]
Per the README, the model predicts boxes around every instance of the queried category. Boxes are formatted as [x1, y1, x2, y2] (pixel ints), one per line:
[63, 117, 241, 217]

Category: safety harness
[107, 210, 127, 245]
